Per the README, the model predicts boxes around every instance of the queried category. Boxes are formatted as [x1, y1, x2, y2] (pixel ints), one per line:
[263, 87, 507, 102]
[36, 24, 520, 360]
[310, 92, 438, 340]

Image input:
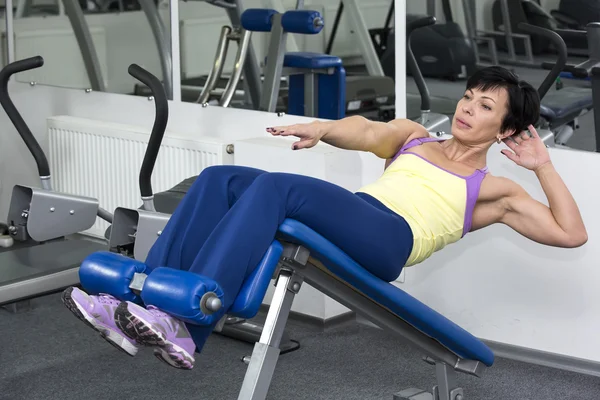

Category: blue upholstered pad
[276, 218, 495, 367]
[540, 87, 592, 121]
[284, 52, 343, 70]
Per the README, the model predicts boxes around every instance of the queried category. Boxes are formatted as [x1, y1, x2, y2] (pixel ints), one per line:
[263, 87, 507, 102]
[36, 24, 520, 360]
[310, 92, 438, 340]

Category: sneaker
[61, 287, 139, 356]
[114, 301, 196, 370]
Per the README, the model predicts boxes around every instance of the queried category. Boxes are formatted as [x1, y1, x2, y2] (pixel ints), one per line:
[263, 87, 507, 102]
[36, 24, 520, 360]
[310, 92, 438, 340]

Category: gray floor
[406, 58, 597, 152]
[1, 292, 599, 400]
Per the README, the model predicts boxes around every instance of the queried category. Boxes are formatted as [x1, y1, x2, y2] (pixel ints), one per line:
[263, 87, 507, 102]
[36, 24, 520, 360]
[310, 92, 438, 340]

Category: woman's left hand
[501, 124, 552, 171]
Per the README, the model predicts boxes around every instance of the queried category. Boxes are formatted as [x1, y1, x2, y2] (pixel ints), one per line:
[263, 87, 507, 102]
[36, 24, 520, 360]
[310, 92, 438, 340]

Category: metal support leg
[432, 363, 463, 400]
[139, 0, 173, 100]
[343, 0, 385, 77]
[394, 360, 464, 400]
[498, 0, 516, 61]
[592, 73, 600, 152]
[259, 13, 287, 113]
[462, 0, 498, 66]
[61, 0, 106, 91]
[237, 269, 303, 400]
[226, 2, 262, 109]
[304, 73, 317, 117]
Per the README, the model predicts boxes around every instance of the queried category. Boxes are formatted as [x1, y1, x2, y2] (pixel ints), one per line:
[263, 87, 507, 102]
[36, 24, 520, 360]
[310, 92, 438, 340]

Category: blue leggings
[145, 165, 414, 351]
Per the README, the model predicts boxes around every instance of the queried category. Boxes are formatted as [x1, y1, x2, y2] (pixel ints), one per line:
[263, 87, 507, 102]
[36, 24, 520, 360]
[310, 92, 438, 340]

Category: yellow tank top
[357, 137, 488, 267]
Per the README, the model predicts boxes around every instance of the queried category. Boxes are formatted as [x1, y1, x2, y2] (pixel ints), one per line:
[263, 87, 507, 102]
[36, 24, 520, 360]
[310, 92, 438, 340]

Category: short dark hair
[466, 66, 540, 135]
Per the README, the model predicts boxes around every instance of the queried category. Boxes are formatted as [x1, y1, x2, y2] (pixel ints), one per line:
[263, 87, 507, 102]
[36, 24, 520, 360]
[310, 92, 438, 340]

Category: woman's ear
[498, 129, 516, 142]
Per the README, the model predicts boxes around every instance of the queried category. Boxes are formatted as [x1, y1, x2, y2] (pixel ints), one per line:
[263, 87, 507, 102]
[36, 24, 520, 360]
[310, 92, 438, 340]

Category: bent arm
[317, 116, 428, 159]
[500, 165, 587, 247]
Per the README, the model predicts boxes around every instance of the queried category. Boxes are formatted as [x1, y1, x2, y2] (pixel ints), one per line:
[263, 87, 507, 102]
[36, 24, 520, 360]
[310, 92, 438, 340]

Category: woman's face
[451, 87, 512, 144]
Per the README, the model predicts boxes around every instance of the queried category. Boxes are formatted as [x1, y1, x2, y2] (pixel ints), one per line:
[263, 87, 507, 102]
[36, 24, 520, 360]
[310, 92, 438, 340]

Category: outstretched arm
[499, 125, 587, 247]
[267, 116, 428, 159]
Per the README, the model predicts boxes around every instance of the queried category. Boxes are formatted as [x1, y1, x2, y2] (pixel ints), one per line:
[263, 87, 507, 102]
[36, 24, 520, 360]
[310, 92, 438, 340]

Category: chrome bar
[198, 26, 232, 104]
[220, 29, 251, 107]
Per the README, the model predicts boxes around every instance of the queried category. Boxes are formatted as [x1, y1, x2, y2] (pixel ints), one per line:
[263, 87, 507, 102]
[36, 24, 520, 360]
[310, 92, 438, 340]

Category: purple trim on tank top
[388, 137, 488, 237]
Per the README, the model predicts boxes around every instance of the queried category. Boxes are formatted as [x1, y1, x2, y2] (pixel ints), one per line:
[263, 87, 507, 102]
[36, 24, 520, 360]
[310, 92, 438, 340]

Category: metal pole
[6, 0, 15, 65]
[138, 0, 173, 100]
[499, 0, 516, 61]
[225, 2, 262, 109]
[344, 0, 385, 76]
[61, 0, 106, 91]
[169, 0, 181, 102]
[426, 0, 436, 16]
[395, 0, 406, 119]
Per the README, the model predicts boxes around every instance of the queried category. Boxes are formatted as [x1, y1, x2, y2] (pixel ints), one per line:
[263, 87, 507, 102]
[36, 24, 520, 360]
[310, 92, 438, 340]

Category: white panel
[46, 116, 234, 237]
[0, 26, 109, 90]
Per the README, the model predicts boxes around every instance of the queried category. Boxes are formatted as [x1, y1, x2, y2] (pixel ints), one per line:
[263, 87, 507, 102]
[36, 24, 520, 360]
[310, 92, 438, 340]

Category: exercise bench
[79, 218, 494, 400]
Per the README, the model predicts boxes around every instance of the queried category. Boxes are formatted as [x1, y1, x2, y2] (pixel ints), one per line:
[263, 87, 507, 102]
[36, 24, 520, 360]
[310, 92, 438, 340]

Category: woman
[63, 66, 587, 369]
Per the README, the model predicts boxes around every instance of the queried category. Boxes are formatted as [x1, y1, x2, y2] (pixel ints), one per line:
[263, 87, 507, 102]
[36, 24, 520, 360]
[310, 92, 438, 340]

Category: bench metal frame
[236, 242, 487, 400]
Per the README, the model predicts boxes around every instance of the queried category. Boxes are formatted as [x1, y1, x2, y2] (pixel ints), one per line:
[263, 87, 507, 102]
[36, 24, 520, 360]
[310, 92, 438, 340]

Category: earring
[496, 137, 501, 144]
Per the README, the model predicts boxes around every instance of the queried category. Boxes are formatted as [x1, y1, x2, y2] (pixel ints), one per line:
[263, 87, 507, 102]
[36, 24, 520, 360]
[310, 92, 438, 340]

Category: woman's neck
[440, 137, 489, 169]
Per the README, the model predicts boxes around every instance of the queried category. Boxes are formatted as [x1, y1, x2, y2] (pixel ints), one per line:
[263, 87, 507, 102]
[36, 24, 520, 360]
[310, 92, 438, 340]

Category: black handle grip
[407, 15, 436, 36]
[518, 22, 567, 100]
[406, 16, 436, 112]
[128, 63, 169, 198]
[0, 56, 50, 177]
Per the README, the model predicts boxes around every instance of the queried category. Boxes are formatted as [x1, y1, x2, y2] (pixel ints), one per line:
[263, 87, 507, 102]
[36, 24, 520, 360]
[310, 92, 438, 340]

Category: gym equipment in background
[546, 22, 600, 151]
[369, 1, 477, 82]
[240, 8, 346, 120]
[408, 0, 477, 81]
[321, 0, 397, 121]
[551, 0, 600, 35]
[107, 63, 300, 355]
[406, 16, 452, 137]
[518, 23, 594, 148]
[488, 0, 590, 59]
[0, 56, 110, 310]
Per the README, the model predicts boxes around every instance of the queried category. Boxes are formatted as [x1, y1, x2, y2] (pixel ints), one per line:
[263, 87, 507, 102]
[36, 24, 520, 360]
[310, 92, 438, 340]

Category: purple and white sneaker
[114, 301, 196, 370]
[61, 287, 139, 356]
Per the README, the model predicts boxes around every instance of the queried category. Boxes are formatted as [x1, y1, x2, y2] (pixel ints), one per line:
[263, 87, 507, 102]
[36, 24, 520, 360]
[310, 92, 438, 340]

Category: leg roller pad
[79, 251, 149, 304]
[140, 267, 225, 326]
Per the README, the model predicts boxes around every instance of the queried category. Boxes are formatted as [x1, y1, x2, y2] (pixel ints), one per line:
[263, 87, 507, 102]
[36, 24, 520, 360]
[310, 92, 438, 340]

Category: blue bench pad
[276, 218, 495, 367]
[284, 52, 343, 70]
[540, 87, 593, 121]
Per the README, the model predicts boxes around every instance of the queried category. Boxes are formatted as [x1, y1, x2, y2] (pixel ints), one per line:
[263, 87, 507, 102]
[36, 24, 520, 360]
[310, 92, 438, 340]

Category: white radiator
[47, 116, 234, 237]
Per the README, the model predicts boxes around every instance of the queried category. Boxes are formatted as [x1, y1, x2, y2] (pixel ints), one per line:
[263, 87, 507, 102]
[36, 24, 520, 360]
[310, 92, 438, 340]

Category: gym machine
[549, 22, 600, 152]
[518, 23, 594, 148]
[108, 63, 300, 354]
[404, 0, 477, 81]
[0, 56, 109, 310]
[406, 16, 451, 137]
[462, 0, 539, 68]
[492, 0, 591, 57]
[322, 0, 397, 121]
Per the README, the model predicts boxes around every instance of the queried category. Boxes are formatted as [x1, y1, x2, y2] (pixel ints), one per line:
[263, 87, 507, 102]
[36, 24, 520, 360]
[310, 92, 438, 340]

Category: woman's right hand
[266, 121, 325, 150]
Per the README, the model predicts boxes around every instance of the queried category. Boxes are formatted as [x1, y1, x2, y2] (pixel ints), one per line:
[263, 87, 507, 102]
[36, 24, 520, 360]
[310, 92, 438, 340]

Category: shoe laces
[97, 293, 120, 306]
